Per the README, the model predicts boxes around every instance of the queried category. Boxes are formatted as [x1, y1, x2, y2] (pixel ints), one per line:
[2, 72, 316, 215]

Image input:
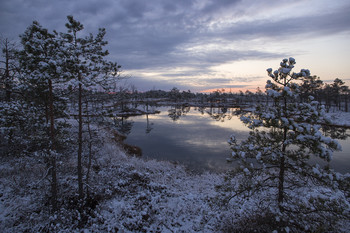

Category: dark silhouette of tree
[169, 87, 181, 102]
[0, 37, 19, 101]
[300, 75, 323, 102]
[332, 78, 349, 111]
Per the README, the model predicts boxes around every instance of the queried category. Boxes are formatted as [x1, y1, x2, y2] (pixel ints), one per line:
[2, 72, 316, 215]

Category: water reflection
[322, 125, 350, 140]
[167, 105, 235, 122]
[145, 114, 154, 134]
[168, 105, 191, 121]
[113, 116, 133, 135]
[113, 113, 155, 135]
[205, 107, 233, 122]
[124, 106, 350, 174]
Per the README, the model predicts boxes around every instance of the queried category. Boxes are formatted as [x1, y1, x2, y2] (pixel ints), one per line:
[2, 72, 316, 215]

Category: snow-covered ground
[0, 121, 225, 232]
[1, 111, 350, 232]
[84, 129, 224, 232]
[326, 111, 350, 127]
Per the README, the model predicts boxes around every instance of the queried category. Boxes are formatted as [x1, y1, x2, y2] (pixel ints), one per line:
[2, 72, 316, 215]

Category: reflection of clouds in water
[184, 138, 227, 148]
[125, 107, 248, 172]
[183, 129, 248, 149]
[308, 128, 350, 174]
[209, 117, 248, 132]
[125, 106, 350, 173]
[331, 147, 350, 174]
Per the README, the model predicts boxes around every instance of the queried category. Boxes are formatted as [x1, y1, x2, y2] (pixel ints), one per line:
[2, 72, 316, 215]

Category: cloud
[2, 0, 350, 43]
[121, 75, 192, 91]
[103, 0, 350, 73]
[217, 5, 350, 41]
[1, 0, 350, 91]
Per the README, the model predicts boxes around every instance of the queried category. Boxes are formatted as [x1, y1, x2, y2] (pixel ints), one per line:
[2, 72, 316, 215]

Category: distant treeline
[109, 78, 350, 112]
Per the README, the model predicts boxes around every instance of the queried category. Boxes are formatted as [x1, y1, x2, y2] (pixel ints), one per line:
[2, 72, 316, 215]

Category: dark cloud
[233, 76, 264, 83]
[200, 0, 242, 14]
[1, 0, 349, 91]
[115, 48, 285, 72]
[121, 75, 191, 91]
[217, 5, 350, 41]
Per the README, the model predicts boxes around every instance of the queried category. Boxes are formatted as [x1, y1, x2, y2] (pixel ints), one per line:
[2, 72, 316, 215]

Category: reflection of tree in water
[196, 106, 206, 115]
[113, 116, 134, 135]
[322, 125, 350, 140]
[168, 105, 190, 121]
[145, 114, 154, 134]
[206, 107, 233, 122]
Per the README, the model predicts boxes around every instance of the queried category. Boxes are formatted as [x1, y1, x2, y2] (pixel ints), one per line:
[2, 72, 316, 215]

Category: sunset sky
[1, 0, 350, 92]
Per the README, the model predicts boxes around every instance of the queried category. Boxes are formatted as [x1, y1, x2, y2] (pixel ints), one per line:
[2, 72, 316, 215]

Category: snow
[281, 67, 291, 74]
[289, 57, 295, 64]
[0, 121, 225, 232]
[94, 148, 223, 232]
[266, 89, 281, 98]
[326, 111, 350, 127]
[1, 109, 350, 232]
[256, 152, 262, 161]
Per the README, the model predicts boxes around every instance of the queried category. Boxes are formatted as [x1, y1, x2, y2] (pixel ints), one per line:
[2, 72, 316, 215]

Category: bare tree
[0, 36, 19, 101]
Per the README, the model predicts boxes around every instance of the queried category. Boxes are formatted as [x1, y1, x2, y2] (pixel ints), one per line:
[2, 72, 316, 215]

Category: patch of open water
[123, 106, 350, 174]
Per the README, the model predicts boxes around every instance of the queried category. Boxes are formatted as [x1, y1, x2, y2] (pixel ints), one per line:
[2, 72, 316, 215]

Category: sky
[1, 0, 350, 93]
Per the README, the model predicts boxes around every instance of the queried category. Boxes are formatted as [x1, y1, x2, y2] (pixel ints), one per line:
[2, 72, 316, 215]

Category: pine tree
[0, 37, 19, 101]
[220, 58, 350, 231]
[0, 37, 22, 155]
[331, 78, 348, 111]
[18, 21, 65, 210]
[299, 75, 323, 102]
[60, 15, 120, 200]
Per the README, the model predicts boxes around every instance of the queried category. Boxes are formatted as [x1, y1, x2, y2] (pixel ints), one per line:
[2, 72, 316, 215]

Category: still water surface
[124, 106, 350, 174]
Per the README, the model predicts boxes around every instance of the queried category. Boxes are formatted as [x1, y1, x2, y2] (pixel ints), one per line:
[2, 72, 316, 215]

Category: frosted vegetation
[225, 58, 349, 232]
[1, 16, 350, 232]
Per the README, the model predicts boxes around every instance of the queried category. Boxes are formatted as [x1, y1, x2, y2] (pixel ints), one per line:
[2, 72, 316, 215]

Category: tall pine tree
[219, 58, 350, 232]
[60, 16, 120, 200]
[18, 21, 64, 210]
[0, 37, 19, 101]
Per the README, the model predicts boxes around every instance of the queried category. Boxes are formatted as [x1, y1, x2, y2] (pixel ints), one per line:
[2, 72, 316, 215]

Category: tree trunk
[278, 154, 285, 205]
[48, 79, 58, 210]
[278, 129, 287, 211]
[278, 80, 288, 207]
[4, 39, 11, 101]
[78, 78, 84, 200]
[85, 100, 93, 198]
[45, 102, 49, 124]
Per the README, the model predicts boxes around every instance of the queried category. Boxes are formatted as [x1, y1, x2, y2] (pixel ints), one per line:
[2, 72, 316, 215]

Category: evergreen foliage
[1, 17, 350, 231]
[0, 16, 121, 210]
[220, 58, 350, 232]
[59, 15, 121, 200]
[18, 21, 68, 210]
[0, 37, 19, 101]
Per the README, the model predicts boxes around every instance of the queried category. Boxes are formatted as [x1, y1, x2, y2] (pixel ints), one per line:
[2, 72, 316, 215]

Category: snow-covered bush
[0, 100, 49, 156]
[219, 58, 350, 232]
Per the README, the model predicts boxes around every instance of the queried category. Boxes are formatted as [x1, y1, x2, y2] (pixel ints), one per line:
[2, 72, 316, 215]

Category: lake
[122, 106, 350, 174]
